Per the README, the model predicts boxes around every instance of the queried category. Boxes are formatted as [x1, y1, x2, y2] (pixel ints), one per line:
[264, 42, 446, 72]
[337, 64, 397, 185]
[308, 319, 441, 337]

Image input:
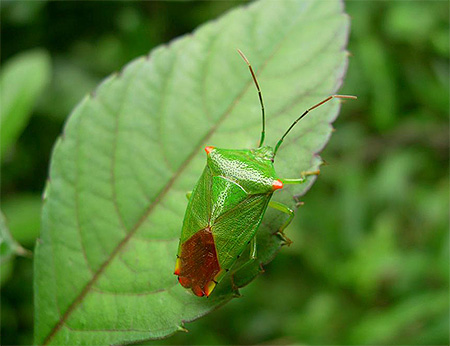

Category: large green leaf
[0, 49, 51, 157]
[35, 0, 350, 344]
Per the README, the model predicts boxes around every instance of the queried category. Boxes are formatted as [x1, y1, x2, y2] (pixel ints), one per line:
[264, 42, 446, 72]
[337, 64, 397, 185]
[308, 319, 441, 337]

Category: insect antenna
[273, 95, 357, 157]
[237, 49, 266, 147]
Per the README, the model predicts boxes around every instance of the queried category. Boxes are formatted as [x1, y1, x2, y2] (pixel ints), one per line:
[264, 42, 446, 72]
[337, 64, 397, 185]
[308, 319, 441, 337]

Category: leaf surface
[35, 0, 350, 344]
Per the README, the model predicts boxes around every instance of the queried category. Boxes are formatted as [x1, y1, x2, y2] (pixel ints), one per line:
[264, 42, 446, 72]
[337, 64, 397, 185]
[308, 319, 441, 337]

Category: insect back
[175, 146, 283, 297]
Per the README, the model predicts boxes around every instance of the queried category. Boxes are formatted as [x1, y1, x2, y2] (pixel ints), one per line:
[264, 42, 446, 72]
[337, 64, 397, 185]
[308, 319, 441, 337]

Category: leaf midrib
[42, 3, 321, 343]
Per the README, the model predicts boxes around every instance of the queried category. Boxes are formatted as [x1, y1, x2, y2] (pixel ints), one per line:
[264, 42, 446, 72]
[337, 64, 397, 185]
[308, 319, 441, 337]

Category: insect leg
[229, 237, 262, 295]
[282, 169, 320, 185]
[249, 236, 257, 260]
[268, 200, 295, 245]
[233, 237, 258, 273]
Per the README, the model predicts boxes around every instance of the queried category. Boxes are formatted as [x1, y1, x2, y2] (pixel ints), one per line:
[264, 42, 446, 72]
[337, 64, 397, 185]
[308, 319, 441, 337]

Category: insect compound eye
[204, 146, 215, 155]
[272, 179, 283, 190]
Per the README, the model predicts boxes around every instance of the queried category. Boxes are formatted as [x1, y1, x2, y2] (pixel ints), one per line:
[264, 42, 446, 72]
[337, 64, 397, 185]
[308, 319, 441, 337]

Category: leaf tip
[42, 179, 51, 202]
[177, 325, 188, 333]
[232, 290, 242, 298]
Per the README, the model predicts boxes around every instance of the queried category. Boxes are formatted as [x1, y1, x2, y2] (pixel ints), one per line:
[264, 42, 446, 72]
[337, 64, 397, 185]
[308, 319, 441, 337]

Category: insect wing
[180, 166, 211, 243]
[211, 193, 270, 271]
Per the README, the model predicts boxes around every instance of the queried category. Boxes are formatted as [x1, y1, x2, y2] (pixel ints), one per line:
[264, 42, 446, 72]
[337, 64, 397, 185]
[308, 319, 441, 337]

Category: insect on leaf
[34, 0, 351, 344]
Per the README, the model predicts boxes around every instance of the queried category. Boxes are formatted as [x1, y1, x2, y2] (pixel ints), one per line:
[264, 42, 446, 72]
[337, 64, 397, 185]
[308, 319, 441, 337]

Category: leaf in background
[0, 211, 29, 285]
[2, 194, 42, 249]
[349, 291, 449, 344]
[37, 60, 99, 121]
[34, 0, 350, 344]
[0, 49, 51, 158]
[357, 37, 397, 131]
[1, 0, 47, 25]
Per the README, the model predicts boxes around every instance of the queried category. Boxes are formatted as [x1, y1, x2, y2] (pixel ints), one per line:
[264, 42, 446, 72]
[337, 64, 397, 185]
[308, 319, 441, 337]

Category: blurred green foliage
[0, 49, 51, 157]
[1, 1, 448, 345]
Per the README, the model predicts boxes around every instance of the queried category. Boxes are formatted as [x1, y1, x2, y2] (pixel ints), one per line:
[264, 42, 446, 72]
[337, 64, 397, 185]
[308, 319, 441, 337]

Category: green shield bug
[174, 50, 356, 297]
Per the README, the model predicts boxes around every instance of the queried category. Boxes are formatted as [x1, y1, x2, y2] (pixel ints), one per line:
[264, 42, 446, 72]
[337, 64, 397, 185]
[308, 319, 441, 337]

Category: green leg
[232, 237, 257, 272]
[281, 169, 319, 209]
[282, 169, 320, 185]
[229, 237, 261, 294]
[293, 195, 305, 208]
[249, 236, 257, 260]
[268, 201, 295, 245]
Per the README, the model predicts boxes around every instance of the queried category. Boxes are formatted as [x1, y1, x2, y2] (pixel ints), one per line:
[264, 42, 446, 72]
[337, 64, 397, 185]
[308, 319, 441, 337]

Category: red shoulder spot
[176, 227, 221, 297]
[204, 146, 215, 154]
[272, 179, 283, 190]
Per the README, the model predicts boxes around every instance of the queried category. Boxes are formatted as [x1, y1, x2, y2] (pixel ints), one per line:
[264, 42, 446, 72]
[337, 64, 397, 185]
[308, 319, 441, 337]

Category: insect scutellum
[237, 49, 357, 159]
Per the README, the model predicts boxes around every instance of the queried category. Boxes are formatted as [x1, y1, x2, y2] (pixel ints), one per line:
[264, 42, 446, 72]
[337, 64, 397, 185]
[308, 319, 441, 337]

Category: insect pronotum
[174, 50, 356, 297]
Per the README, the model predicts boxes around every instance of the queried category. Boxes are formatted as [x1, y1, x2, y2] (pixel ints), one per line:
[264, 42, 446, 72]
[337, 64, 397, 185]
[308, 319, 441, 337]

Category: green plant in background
[0, 211, 30, 285]
[0, 49, 51, 157]
[1, 0, 448, 345]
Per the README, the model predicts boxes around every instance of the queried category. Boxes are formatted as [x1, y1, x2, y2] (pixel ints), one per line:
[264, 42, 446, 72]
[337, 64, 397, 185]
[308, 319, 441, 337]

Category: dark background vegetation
[1, 1, 448, 345]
